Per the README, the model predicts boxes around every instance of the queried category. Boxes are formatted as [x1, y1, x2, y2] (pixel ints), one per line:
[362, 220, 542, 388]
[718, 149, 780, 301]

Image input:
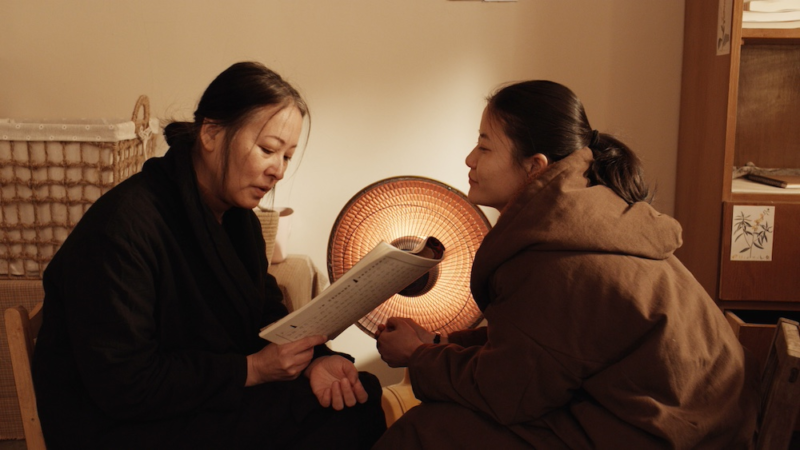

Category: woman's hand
[245, 335, 327, 386]
[304, 355, 369, 410]
[376, 317, 435, 367]
[376, 317, 442, 345]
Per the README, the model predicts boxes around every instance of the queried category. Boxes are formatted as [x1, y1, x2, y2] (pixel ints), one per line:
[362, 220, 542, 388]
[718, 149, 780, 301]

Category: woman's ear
[525, 153, 549, 177]
[199, 121, 223, 152]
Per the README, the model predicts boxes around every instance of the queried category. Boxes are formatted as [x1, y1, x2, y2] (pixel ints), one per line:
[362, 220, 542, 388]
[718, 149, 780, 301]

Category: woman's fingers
[352, 378, 369, 404]
[330, 381, 344, 410]
[339, 378, 357, 408]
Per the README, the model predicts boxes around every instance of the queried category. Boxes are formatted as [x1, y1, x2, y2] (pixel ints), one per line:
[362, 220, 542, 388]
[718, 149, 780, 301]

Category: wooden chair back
[755, 317, 800, 450]
[4, 302, 46, 450]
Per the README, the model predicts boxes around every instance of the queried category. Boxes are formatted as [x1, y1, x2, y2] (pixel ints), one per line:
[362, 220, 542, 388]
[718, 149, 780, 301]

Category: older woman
[32, 62, 385, 449]
[375, 80, 758, 449]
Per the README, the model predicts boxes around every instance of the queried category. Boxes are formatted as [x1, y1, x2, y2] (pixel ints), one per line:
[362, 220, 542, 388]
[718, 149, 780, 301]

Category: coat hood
[471, 148, 682, 309]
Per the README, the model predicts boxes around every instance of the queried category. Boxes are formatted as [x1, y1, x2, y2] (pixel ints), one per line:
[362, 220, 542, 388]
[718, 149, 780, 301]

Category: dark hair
[163, 61, 309, 187]
[486, 80, 650, 204]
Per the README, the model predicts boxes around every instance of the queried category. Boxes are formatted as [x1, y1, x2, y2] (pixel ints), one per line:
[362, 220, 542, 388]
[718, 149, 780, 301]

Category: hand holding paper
[259, 237, 445, 344]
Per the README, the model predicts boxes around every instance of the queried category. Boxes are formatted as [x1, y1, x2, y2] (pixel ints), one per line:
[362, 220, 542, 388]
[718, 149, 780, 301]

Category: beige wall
[1, 1, 685, 385]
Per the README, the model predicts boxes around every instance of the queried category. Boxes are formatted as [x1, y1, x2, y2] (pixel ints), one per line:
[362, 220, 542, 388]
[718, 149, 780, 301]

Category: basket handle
[131, 95, 150, 132]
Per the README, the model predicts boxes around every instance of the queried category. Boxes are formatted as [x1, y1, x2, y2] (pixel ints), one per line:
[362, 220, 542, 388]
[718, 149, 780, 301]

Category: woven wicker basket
[0, 96, 159, 279]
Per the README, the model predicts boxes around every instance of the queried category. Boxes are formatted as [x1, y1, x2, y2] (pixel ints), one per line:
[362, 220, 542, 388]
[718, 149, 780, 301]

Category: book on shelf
[259, 237, 445, 344]
[745, 0, 800, 13]
[746, 173, 800, 189]
[743, 10, 800, 22]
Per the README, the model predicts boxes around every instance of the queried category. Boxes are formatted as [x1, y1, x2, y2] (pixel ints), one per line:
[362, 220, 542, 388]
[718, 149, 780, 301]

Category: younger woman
[375, 80, 758, 449]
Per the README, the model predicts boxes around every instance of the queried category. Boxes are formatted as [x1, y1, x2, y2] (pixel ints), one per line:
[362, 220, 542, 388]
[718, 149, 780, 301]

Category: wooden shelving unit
[675, 1, 800, 319]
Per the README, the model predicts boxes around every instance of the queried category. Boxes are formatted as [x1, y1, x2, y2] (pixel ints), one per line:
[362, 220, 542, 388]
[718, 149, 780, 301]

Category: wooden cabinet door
[719, 201, 800, 306]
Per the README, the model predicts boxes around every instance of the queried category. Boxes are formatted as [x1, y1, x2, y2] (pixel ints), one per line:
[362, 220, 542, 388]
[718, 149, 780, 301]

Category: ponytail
[586, 131, 651, 205]
[162, 121, 198, 149]
[488, 80, 652, 205]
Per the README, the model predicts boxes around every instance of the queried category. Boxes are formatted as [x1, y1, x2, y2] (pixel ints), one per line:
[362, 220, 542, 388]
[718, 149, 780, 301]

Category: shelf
[677, 1, 800, 308]
[742, 27, 800, 43]
[732, 178, 800, 195]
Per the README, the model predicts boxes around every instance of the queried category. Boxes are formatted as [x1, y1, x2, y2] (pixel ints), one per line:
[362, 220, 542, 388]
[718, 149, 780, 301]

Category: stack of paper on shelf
[743, 0, 800, 28]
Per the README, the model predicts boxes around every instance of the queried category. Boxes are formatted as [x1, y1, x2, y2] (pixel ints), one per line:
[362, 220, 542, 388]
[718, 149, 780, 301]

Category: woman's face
[200, 104, 303, 218]
[465, 107, 530, 210]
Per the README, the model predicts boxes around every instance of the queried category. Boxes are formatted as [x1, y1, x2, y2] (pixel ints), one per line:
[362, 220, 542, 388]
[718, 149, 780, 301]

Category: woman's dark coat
[32, 146, 384, 449]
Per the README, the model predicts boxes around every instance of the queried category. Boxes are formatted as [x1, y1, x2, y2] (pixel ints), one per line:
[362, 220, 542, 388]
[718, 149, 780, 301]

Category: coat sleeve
[408, 318, 585, 426]
[407, 250, 670, 427]
[58, 228, 247, 421]
[407, 256, 616, 427]
[447, 326, 488, 347]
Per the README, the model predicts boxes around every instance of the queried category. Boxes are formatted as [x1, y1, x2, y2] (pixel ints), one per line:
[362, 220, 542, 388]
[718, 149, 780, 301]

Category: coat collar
[144, 146, 266, 331]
